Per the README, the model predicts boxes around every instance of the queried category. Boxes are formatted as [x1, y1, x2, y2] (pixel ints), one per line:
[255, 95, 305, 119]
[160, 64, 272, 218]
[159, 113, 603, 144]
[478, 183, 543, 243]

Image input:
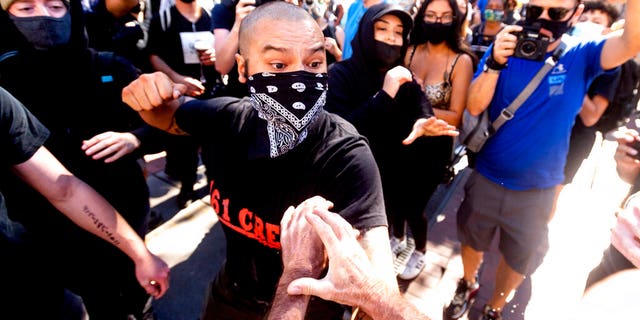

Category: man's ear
[571, 4, 585, 26]
[236, 53, 247, 84]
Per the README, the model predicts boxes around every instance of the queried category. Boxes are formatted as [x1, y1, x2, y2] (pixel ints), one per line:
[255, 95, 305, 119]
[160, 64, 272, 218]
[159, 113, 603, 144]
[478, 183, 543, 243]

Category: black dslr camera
[512, 23, 550, 61]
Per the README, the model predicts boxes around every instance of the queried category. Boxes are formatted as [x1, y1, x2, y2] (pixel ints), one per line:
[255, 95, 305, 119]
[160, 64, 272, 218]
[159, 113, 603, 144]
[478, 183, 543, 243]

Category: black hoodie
[326, 3, 432, 155]
[326, 3, 452, 221]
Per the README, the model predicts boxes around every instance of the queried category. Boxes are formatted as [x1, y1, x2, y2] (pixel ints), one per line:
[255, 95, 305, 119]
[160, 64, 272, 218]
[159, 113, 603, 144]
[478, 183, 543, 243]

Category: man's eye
[272, 63, 285, 69]
[309, 61, 322, 68]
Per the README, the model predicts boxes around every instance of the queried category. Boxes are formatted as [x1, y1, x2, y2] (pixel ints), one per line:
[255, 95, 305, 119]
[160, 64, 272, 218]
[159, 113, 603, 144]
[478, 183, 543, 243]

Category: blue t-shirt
[341, 0, 366, 60]
[474, 37, 609, 190]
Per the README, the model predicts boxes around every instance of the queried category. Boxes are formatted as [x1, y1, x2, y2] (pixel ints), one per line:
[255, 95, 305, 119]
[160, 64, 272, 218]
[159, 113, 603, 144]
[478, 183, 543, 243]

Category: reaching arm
[268, 196, 334, 319]
[214, 0, 256, 74]
[122, 72, 190, 135]
[579, 94, 610, 127]
[601, 0, 640, 70]
[467, 25, 521, 115]
[11, 146, 170, 298]
[286, 208, 431, 320]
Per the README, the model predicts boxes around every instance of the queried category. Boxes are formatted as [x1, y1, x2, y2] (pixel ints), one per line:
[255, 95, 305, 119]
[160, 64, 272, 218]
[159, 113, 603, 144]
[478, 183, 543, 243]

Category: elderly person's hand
[611, 193, 640, 268]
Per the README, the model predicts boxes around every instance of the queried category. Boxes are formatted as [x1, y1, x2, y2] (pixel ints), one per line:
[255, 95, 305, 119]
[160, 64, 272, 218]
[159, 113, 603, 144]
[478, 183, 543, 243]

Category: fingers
[287, 277, 328, 299]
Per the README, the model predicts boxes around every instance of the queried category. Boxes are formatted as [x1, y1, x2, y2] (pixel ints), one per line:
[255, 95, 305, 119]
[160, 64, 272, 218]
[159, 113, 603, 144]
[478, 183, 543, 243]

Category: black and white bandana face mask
[248, 70, 327, 158]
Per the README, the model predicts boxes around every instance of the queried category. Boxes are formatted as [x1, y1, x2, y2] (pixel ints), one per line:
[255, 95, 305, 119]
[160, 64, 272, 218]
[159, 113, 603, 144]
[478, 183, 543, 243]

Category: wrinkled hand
[82, 131, 141, 163]
[134, 251, 170, 299]
[280, 196, 334, 277]
[611, 195, 640, 268]
[122, 72, 187, 112]
[402, 116, 459, 145]
[491, 25, 522, 65]
[382, 66, 413, 98]
[287, 208, 394, 309]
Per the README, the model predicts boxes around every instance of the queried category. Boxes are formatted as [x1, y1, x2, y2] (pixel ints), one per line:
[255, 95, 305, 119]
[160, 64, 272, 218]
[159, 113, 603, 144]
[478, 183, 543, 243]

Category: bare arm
[105, 0, 139, 18]
[579, 94, 610, 127]
[286, 208, 431, 320]
[214, 0, 256, 74]
[601, 0, 640, 70]
[11, 146, 170, 297]
[467, 25, 521, 115]
[434, 53, 474, 127]
[268, 197, 334, 319]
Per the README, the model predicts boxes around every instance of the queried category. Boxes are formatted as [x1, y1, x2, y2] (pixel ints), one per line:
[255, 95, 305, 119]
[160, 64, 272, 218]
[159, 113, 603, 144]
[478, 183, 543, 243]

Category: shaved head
[238, 1, 321, 55]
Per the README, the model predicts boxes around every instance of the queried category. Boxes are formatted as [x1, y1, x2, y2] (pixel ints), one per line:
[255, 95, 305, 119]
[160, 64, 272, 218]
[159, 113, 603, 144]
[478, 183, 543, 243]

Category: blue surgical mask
[483, 9, 505, 22]
[9, 12, 71, 50]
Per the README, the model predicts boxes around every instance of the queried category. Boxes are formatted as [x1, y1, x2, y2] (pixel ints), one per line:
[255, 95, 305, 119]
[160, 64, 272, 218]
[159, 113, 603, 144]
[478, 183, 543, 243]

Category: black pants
[585, 244, 636, 291]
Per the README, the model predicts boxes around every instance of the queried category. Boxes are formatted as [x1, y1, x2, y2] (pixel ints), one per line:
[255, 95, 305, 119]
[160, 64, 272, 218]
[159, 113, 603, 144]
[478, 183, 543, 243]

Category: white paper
[180, 31, 215, 64]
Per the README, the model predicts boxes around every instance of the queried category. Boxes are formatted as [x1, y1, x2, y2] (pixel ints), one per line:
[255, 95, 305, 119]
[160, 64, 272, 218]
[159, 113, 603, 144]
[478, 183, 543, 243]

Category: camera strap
[491, 40, 568, 132]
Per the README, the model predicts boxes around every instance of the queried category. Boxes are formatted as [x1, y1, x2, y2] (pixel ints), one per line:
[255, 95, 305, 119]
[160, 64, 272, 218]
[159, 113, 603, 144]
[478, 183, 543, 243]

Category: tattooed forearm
[83, 205, 120, 246]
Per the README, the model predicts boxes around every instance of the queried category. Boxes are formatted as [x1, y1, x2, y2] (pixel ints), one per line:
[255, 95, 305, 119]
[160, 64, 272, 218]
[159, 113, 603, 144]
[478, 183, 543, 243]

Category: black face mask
[413, 21, 453, 45]
[374, 40, 402, 68]
[247, 70, 327, 158]
[9, 12, 71, 50]
[526, 17, 573, 42]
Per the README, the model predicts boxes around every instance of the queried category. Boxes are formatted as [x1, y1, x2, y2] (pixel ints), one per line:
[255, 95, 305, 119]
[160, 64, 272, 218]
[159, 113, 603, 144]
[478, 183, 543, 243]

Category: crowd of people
[1, 0, 640, 319]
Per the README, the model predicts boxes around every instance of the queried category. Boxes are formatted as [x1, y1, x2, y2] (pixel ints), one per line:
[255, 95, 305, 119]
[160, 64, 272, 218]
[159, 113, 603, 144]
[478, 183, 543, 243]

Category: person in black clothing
[325, 3, 459, 281]
[83, 0, 151, 72]
[0, 0, 166, 318]
[122, 2, 418, 318]
[0, 86, 169, 319]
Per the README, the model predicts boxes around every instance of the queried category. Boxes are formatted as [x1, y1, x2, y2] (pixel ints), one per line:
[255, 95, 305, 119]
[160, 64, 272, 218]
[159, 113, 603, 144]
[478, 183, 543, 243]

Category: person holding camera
[443, 0, 640, 319]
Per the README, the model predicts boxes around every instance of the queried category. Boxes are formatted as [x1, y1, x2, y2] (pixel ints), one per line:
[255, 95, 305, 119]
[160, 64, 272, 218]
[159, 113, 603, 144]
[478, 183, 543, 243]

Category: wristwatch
[483, 63, 502, 74]
[483, 55, 507, 74]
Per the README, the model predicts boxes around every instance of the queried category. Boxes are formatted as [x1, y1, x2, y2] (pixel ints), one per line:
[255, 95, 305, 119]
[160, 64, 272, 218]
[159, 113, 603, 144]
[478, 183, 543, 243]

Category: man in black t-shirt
[123, 2, 407, 319]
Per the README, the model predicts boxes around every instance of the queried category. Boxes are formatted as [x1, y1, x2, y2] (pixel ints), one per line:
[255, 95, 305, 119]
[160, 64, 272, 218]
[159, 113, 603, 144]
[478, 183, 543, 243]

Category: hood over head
[350, 3, 412, 71]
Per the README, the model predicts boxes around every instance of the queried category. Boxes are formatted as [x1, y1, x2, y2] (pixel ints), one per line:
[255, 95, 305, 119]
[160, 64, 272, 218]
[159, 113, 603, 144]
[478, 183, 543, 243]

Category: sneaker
[398, 250, 426, 280]
[443, 277, 480, 319]
[393, 237, 415, 275]
[390, 237, 407, 255]
[478, 305, 502, 320]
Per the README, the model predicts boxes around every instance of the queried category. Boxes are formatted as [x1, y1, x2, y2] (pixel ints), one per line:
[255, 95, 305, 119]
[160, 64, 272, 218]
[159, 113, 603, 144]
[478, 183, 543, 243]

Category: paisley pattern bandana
[248, 71, 328, 158]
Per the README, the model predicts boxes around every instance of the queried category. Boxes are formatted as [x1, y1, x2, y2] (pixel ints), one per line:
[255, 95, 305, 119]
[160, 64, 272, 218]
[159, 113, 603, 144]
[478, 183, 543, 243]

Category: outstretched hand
[82, 131, 141, 163]
[286, 208, 393, 308]
[402, 116, 459, 145]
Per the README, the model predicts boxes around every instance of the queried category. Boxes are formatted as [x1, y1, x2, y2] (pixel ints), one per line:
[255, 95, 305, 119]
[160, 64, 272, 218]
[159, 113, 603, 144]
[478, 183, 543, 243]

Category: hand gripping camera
[512, 22, 550, 61]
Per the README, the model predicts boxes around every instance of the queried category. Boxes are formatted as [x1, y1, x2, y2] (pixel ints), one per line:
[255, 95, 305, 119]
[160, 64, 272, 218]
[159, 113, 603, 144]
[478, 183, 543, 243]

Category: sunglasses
[525, 4, 576, 21]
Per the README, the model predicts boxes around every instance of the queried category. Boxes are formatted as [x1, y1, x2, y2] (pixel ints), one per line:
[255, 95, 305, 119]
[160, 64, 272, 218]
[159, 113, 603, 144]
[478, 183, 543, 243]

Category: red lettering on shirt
[210, 184, 281, 250]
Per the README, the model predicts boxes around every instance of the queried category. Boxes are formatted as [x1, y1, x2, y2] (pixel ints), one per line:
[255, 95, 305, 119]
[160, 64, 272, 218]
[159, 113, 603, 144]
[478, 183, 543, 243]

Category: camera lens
[519, 40, 538, 57]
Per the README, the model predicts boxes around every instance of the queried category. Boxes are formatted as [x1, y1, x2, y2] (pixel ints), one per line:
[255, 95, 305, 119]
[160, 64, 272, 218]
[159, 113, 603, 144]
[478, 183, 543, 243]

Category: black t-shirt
[175, 97, 387, 301]
[0, 87, 49, 239]
[147, 6, 221, 97]
[0, 87, 49, 168]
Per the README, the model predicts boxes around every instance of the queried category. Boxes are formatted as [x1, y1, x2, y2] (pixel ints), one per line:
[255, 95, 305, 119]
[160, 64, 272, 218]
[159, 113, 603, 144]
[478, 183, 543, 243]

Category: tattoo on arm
[83, 205, 120, 246]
